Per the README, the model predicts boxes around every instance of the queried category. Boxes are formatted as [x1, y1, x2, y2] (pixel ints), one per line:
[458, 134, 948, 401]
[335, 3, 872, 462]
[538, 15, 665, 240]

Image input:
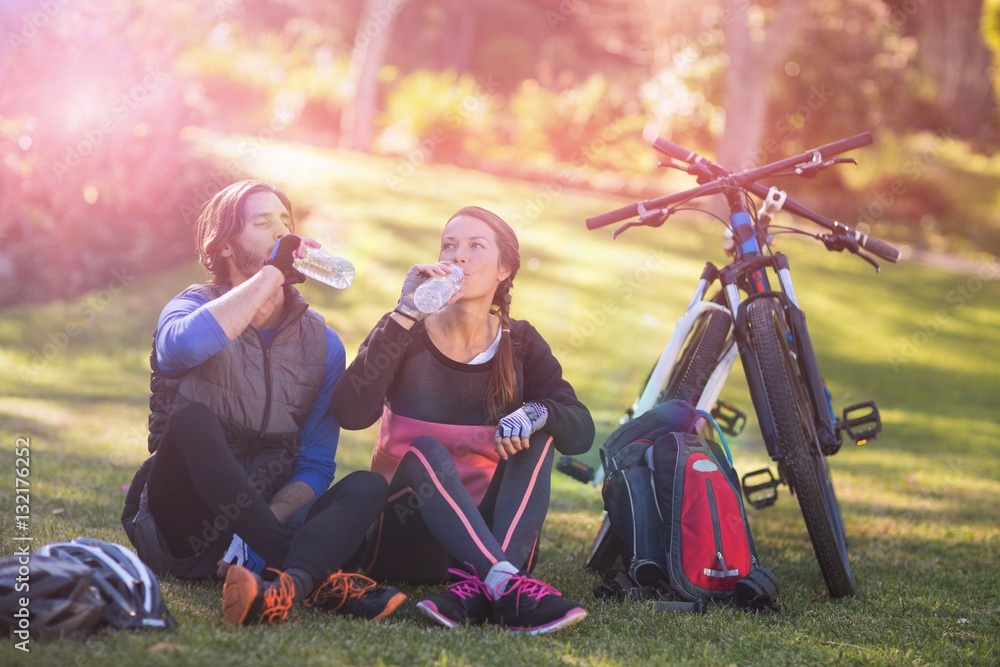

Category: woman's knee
[402, 437, 458, 480]
[337, 470, 389, 504]
[407, 436, 449, 459]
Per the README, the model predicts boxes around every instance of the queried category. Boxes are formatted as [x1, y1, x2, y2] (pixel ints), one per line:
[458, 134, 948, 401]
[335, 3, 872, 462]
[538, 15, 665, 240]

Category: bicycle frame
[598, 211, 838, 482]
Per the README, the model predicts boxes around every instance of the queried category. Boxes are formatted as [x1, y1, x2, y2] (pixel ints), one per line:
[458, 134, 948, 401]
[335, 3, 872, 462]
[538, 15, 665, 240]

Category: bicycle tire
[748, 298, 856, 598]
[660, 307, 732, 405]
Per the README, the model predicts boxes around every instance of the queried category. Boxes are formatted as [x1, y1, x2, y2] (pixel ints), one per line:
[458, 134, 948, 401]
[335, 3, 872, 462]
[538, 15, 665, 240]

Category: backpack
[595, 400, 779, 613]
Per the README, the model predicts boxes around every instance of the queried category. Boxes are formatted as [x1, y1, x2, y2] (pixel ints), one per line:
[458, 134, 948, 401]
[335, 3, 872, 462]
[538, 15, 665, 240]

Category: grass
[1, 134, 998, 666]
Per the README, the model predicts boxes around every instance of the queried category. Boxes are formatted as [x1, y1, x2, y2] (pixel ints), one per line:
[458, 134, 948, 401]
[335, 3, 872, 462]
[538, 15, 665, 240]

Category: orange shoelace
[305, 572, 377, 612]
[260, 569, 295, 624]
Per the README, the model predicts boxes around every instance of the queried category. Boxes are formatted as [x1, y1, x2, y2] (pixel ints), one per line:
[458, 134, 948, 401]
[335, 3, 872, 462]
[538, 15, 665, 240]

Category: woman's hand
[494, 402, 548, 461]
[394, 261, 459, 323]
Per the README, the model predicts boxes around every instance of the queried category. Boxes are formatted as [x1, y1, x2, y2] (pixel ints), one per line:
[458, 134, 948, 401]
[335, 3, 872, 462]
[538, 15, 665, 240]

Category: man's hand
[494, 402, 548, 461]
[265, 235, 306, 286]
[216, 533, 265, 578]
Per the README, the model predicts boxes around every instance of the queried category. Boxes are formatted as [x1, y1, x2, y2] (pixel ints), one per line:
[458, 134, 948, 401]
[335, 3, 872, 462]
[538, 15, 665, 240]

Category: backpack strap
[732, 567, 781, 614]
[593, 570, 707, 613]
[653, 599, 707, 613]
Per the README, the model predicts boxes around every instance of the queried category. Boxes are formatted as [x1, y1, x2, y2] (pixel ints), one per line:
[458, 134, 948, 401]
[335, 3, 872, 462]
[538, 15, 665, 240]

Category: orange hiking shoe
[222, 565, 295, 626]
[305, 572, 405, 620]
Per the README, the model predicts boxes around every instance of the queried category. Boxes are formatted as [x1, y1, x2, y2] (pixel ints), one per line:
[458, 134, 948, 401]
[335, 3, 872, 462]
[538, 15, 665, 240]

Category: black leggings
[363, 432, 554, 582]
[146, 401, 387, 581]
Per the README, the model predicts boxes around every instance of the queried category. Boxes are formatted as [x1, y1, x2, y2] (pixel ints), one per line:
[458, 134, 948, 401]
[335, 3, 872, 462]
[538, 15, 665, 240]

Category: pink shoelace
[497, 573, 562, 614]
[444, 567, 492, 601]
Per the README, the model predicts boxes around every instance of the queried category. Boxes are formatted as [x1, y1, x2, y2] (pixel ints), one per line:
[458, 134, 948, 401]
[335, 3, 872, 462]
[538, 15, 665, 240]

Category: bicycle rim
[748, 298, 856, 598]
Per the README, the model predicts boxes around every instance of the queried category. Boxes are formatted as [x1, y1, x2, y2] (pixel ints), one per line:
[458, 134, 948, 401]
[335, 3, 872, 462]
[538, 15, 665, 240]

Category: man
[121, 180, 402, 625]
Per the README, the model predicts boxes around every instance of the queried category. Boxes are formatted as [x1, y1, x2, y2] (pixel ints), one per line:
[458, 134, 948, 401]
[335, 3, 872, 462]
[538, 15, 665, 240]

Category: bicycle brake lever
[657, 160, 691, 174]
[612, 207, 669, 239]
[611, 220, 644, 239]
[795, 156, 859, 178]
[856, 248, 881, 272]
[821, 234, 881, 272]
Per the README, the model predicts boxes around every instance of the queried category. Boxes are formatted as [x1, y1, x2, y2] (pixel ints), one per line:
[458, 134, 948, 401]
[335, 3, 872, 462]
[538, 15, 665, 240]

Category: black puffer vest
[146, 283, 327, 459]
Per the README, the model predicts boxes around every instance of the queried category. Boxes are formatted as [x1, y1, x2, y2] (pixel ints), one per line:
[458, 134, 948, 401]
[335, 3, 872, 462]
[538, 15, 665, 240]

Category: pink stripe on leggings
[408, 447, 498, 566]
[501, 436, 553, 552]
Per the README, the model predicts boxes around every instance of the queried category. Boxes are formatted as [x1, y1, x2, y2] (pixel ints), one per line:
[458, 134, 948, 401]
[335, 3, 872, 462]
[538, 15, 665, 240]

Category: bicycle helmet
[35, 538, 175, 630]
[0, 555, 105, 640]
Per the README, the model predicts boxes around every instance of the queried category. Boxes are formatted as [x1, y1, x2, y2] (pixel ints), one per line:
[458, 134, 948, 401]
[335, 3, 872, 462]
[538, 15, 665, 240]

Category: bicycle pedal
[711, 400, 747, 436]
[839, 401, 881, 445]
[741, 467, 780, 510]
[556, 456, 596, 484]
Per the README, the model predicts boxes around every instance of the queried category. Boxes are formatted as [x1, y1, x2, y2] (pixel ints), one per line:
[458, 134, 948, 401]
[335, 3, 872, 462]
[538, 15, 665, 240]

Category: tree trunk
[717, 0, 806, 171]
[339, 0, 406, 151]
[913, 0, 997, 141]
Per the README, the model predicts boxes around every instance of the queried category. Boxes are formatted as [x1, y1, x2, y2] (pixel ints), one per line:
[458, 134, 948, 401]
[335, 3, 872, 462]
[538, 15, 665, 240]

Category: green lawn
[1, 136, 997, 666]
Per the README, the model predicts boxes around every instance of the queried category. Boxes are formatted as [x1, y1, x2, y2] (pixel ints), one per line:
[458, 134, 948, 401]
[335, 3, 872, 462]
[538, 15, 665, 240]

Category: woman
[331, 206, 595, 635]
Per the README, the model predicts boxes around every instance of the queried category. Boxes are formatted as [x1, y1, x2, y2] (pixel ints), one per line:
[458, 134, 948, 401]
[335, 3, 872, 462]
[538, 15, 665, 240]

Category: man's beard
[231, 241, 265, 280]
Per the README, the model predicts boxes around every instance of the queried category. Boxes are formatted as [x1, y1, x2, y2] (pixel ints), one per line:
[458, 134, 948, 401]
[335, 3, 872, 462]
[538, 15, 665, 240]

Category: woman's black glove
[394, 265, 429, 322]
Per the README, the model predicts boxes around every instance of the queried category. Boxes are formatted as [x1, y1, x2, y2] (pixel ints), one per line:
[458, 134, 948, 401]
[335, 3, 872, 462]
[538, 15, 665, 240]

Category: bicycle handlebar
[585, 132, 900, 263]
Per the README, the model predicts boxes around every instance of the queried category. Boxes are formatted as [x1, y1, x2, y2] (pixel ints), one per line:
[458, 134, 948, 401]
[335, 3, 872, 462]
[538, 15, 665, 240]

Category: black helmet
[0, 555, 105, 640]
[35, 538, 175, 630]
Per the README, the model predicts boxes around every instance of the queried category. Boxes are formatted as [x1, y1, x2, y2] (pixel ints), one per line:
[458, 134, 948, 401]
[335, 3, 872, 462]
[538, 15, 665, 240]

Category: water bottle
[414, 265, 464, 313]
[292, 247, 355, 289]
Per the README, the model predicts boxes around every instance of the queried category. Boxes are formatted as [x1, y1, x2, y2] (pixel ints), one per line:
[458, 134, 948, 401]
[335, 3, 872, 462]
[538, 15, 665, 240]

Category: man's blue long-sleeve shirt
[155, 290, 344, 496]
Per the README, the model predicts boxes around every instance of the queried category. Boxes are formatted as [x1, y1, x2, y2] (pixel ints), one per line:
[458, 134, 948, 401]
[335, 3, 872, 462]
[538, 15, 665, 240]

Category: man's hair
[194, 180, 294, 285]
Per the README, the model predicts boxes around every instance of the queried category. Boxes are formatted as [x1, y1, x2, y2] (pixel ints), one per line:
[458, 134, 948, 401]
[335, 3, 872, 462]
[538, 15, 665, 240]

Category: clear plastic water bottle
[414, 265, 464, 313]
[292, 247, 355, 289]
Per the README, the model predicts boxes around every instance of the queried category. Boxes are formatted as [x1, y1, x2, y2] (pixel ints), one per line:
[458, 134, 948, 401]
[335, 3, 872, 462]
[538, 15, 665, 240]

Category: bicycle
[568, 132, 900, 599]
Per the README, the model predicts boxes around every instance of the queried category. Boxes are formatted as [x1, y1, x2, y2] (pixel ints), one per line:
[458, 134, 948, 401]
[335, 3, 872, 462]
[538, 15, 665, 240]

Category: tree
[339, 0, 407, 151]
[716, 0, 807, 170]
[899, 0, 998, 143]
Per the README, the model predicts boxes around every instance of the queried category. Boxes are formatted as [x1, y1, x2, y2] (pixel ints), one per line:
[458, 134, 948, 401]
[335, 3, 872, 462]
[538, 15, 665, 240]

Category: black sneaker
[416, 567, 492, 628]
[222, 565, 295, 626]
[490, 573, 587, 635]
[304, 571, 405, 621]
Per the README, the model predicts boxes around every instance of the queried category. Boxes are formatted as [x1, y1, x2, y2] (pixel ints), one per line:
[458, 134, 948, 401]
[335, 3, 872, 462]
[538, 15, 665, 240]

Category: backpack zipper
[704, 478, 738, 578]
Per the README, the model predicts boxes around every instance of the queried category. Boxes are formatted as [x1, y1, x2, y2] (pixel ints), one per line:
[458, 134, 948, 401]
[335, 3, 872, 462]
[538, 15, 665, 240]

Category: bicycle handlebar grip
[653, 137, 700, 164]
[816, 132, 874, 158]
[856, 232, 902, 263]
[586, 203, 639, 229]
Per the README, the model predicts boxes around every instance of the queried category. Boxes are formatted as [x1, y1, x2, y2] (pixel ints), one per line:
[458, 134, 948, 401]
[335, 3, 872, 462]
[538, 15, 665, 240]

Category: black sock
[285, 566, 314, 603]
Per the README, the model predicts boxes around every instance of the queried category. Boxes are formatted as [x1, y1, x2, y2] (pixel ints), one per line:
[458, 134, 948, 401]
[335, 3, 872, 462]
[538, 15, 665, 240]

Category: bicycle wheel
[660, 305, 732, 405]
[747, 298, 856, 598]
